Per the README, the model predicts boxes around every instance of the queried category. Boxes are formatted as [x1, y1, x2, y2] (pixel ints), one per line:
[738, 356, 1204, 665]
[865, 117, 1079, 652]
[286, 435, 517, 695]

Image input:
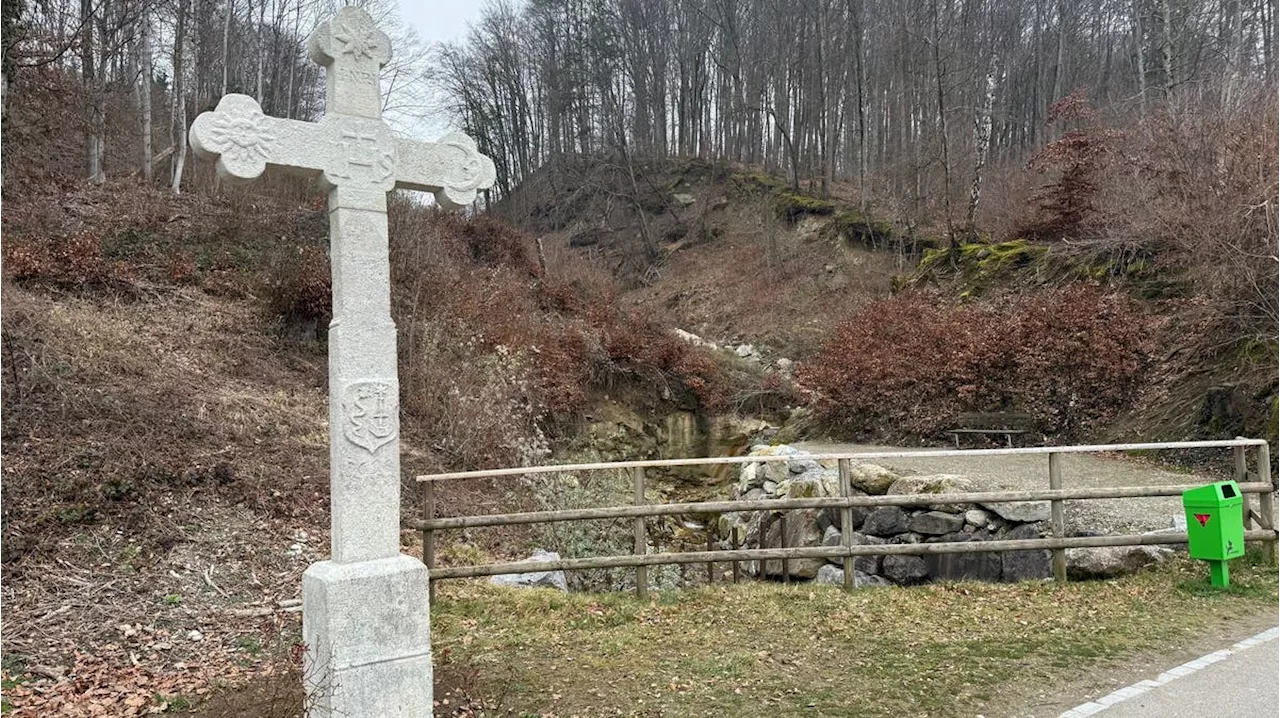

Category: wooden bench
[947, 412, 1034, 448]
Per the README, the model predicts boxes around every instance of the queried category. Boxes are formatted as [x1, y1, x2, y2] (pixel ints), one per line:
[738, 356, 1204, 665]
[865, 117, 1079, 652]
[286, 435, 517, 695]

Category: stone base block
[303, 555, 432, 717]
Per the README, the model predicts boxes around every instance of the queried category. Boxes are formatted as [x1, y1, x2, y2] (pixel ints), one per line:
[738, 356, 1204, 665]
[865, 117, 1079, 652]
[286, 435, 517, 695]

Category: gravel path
[794, 440, 1224, 534]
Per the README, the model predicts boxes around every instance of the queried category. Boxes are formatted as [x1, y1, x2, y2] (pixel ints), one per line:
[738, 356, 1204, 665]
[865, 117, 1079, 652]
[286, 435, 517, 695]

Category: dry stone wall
[720, 444, 1053, 586]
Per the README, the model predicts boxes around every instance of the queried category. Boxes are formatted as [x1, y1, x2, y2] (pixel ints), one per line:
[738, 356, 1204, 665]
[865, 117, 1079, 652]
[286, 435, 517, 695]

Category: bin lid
[1181, 481, 1242, 505]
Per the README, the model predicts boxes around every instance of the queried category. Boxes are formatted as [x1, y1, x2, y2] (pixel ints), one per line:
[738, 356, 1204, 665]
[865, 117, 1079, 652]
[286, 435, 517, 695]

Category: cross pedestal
[189, 8, 495, 717]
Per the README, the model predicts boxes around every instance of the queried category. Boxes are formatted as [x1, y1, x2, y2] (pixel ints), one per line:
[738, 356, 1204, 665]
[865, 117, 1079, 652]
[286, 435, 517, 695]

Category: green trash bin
[1182, 481, 1245, 587]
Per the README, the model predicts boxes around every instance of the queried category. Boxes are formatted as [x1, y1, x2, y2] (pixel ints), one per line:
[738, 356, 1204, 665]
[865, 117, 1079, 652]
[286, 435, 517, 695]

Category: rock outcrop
[489, 549, 569, 591]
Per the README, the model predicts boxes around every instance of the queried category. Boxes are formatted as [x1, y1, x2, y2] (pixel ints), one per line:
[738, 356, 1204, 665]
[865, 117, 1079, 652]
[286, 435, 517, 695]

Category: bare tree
[171, 0, 189, 194]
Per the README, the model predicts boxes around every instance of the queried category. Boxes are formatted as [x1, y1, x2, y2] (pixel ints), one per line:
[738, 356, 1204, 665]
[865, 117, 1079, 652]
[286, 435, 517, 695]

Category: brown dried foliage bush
[264, 245, 333, 326]
[1, 229, 135, 288]
[802, 286, 1154, 439]
[386, 198, 780, 470]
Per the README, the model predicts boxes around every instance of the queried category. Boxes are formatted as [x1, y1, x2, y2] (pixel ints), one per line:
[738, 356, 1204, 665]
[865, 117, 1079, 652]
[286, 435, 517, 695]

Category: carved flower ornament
[331, 15, 383, 60]
[190, 94, 277, 182]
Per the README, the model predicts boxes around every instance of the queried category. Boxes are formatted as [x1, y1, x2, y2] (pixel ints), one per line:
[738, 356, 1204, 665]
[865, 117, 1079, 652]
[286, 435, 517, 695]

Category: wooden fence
[412, 439, 1277, 599]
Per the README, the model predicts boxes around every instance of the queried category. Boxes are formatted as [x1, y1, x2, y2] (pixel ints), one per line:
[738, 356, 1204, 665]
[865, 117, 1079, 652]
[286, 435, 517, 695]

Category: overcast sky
[393, 0, 492, 138]
[399, 0, 491, 49]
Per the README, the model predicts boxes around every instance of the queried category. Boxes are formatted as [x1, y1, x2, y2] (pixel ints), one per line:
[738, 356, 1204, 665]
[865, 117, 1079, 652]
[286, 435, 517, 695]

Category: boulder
[815, 564, 845, 586]
[862, 507, 909, 537]
[1000, 524, 1052, 582]
[488, 549, 569, 591]
[784, 474, 824, 499]
[849, 463, 899, 495]
[964, 509, 992, 528]
[788, 459, 821, 475]
[923, 533, 1003, 582]
[763, 461, 790, 484]
[889, 532, 922, 544]
[814, 565, 891, 588]
[887, 474, 975, 512]
[818, 468, 846, 497]
[758, 509, 825, 579]
[882, 555, 930, 585]
[855, 571, 893, 588]
[981, 500, 1051, 523]
[821, 525, 842, 547]
[818, 504, 869, 534]
[736, 463, 764, 494]
[1066, 545, 1172, 580]
[849, 531, 885, 574]
[908, 511, 965, 536]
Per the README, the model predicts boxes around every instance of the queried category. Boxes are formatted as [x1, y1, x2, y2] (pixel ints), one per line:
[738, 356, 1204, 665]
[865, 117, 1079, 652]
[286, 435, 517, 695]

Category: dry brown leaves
[2, 650, 255, 716]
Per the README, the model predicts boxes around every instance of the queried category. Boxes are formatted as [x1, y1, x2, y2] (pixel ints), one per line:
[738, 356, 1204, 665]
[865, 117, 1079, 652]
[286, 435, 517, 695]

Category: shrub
[2, 230, 131, 287]
[1017, 89, 1121, 242]
[801, 286, 1153, 439]
[264, 245, 332, 327]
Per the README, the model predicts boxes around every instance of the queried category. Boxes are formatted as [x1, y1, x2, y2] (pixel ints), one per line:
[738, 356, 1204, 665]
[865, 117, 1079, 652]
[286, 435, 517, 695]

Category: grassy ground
[429, 554, 1277, 718]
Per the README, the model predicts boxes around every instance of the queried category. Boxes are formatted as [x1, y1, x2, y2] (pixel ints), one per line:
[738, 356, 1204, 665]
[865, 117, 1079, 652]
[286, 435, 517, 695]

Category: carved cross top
[190, 8, 495, 209]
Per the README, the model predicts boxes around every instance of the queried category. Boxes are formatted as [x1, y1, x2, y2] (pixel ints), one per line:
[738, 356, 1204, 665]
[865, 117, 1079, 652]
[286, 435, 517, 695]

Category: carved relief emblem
[342, 381, 398, 453]
[325, 117, 395, 190]
[311, 7, 391, 68]
[432, 132, 498, 208]
[331, 14, 383, 60]
[343, 454, 395, 483]
[190, 94, 277, 182]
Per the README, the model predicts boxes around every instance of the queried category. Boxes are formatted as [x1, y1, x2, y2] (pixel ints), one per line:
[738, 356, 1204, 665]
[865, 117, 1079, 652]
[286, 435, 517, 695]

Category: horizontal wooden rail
[428, 529, 1279, 580]
[416, 438, 1268, 482]
[411, 482, 1275, 532]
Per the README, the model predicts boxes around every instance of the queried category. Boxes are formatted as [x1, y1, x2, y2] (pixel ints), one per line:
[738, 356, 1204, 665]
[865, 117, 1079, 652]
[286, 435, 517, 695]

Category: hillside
[1, 152, 1276, 713]
[0, 180, 772, 713]
[495, 158, 910, 358]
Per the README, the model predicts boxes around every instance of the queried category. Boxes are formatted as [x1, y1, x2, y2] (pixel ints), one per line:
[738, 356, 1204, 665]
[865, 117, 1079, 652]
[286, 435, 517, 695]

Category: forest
[1, 0, 430, 192]
[438, 0, 1276, 233]
[5, 1, 1276, 215]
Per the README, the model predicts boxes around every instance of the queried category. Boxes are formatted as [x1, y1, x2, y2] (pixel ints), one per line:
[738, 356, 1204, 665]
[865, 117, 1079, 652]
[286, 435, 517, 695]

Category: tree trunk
[0, 0, 13, 209]
[967, 59, 996, 238]
[1052, 1, 1066, 102]
[254, 0, 265, 99]
[139, 8, 153, 184]
[287, 0, 300, 118]
[222, 0, 234, 97]
[171, 0, 189, 194]
[81, 0, 103, 184]
[1160, 0, 1174, 99]
[931, 0, 955, 246]
[0, 66, 7, 209]
[851, 0, 868, 212]
[1134, 0, 1148, 114]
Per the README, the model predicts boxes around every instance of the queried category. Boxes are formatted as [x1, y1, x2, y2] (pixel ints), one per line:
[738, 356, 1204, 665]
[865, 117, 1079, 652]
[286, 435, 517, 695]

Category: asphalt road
[1063, 628, 1279, 717]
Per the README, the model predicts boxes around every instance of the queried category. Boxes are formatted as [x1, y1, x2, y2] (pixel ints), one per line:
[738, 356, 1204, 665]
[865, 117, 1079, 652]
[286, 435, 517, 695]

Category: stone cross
[190, 8, 494, 717]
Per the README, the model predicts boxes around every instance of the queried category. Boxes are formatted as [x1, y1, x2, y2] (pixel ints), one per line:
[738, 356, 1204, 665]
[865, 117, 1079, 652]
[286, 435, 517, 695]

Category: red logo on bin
[1193, 513, 1212, 528]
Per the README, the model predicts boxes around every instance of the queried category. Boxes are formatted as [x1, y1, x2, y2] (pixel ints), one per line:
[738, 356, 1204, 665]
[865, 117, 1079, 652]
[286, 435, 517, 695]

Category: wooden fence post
[731, 530, 740, 583]
[1258, 443, 1276, 566]
[1048, 453, 1067, 583]
[422, 481, 436, 604]
[633, 467, 648, 600]
[780, 513, 790, 586]
[1235, 445, 1253, 530]
[706, 531, 715, 583]
[839, 459, 854, 592]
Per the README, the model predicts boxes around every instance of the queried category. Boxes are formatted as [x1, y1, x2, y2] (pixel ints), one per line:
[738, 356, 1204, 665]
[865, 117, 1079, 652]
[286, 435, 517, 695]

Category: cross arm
[394, 132, 497, 209]
[190, 94, 329, 183]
